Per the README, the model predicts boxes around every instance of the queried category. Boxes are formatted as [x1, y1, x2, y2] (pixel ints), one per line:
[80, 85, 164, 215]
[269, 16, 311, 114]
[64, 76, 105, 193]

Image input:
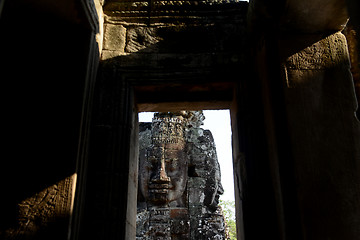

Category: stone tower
[137, 111, 227, 239]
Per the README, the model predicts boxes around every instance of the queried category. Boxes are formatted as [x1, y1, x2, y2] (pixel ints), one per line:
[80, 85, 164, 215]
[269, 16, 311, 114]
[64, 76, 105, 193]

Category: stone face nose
[151, 167, 171, 183]
[151, 148, 170, 184]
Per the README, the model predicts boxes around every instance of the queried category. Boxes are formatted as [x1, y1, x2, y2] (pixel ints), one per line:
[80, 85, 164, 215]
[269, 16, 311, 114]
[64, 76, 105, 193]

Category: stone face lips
[137, 111, 227, 239]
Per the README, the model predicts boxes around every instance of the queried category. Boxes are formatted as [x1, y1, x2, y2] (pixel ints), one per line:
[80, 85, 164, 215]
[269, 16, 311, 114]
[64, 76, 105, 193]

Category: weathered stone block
[285, 32, 350, 88]
[188, 188, 206, 206]
[4, 175, 75, 239]
[169, 208, 190, 235]
[125, 27, 162, 53]
[194, 168, 212, 178]
[149, 208, 170, 222]
[169, 208, 188, 218]
[103, 23, 126, 51]
[136, 210, 150, 237]
[171, 219, 190, 235]
[187, 177, 206, 188]
[188, 205, 209, 216]
[148, 223, 171, 238]
[285, 32, 349, 70]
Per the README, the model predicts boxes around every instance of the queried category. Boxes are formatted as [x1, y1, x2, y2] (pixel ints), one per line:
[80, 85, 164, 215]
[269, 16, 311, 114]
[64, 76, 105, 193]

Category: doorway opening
[138, 109, 237, 239]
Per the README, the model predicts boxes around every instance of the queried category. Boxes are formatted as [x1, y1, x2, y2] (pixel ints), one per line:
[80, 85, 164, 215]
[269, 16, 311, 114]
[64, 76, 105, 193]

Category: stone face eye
[147, 156, 158, 169]
[166, 158, 178, 171]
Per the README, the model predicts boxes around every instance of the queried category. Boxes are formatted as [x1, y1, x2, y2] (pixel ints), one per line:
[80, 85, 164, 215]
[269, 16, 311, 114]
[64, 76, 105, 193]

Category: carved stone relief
[137, 111, 227, 239]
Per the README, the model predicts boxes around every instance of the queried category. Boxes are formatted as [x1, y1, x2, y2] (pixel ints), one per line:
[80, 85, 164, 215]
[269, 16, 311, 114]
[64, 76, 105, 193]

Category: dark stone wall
[247, 1, 360, 239]
[0, 1, 99, 239]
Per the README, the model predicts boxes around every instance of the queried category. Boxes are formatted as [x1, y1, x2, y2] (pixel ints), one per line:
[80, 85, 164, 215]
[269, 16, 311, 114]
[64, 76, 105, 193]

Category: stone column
[280, 31, 360, 240]
[247, 1, 360, 239]
[78, 72, 138, 239]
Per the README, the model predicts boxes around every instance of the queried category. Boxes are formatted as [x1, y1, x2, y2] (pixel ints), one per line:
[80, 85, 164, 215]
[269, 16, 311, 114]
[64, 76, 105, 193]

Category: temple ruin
[137, 111, 226, 239]
[0, 0, 360, 239]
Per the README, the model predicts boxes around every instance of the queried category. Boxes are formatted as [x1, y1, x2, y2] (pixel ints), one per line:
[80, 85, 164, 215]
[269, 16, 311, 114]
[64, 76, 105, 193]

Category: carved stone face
[139, 142, 188, 206]
[139, 115, 188, 206]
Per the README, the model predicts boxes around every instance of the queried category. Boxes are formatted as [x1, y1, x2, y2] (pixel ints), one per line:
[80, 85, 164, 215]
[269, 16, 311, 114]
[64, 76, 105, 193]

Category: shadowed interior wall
[247, 1, 360, 239]
[0, 1, 99, 239]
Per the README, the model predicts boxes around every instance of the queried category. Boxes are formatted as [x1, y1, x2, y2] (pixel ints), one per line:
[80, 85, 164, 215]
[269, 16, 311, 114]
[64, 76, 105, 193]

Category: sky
[138, 110, 235, 202]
